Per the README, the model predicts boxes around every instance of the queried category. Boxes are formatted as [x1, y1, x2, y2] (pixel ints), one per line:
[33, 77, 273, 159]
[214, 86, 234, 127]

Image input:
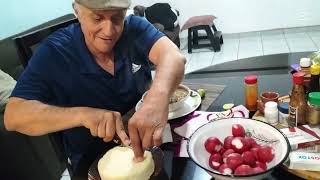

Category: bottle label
[289, 106, 298, 127]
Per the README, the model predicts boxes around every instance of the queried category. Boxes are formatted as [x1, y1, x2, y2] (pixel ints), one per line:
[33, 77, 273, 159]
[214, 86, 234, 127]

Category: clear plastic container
[264, 101, 279, 125]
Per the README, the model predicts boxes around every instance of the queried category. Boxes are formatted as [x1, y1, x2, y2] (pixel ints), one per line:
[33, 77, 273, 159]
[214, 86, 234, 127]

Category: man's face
[75, 4, 126, 54]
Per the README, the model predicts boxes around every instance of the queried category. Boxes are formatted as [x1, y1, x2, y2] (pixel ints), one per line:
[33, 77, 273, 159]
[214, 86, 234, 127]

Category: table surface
[73, 52, 316, 180]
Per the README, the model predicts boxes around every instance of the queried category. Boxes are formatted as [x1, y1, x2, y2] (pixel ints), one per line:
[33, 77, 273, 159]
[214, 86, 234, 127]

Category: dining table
[72, 52, 317, 180]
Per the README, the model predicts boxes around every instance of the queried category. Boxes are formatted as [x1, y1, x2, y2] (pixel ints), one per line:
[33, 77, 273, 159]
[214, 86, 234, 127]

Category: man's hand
[128, 94, 169, 162]
[81, 108, 130, 145]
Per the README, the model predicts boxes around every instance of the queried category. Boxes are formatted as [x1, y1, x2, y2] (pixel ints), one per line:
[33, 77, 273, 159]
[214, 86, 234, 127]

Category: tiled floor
[59, 25, 320, 180]
[181, 25, 320, 74]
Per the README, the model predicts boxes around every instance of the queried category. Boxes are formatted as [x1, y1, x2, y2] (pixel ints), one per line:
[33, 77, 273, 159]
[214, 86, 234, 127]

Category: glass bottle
[307, 92, 320, 126]
[309, 64, 320, 93]
[288, 72, 307, 127]
[300, 57, 311, 92]
[244, 75, 258, 111]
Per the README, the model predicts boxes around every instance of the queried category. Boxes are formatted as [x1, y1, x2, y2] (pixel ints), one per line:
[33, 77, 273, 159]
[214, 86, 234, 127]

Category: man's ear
[72, 2, 79, 18]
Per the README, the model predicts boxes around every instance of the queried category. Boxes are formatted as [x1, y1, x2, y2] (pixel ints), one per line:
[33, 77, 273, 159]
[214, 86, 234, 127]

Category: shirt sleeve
[11, 43, 57, 102]
[127, 15, 165, 56]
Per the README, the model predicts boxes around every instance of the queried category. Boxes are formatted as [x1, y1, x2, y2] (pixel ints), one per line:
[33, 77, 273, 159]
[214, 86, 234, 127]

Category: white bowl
[142, 84, 191, 112]
[187, 118, 290, 180]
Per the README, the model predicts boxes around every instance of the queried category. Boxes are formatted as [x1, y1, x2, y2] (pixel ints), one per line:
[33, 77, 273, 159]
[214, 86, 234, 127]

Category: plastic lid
[308, 92, 320, 105]
[278, 102, 289, 114]
[244, 75, 257, 84]
[310, 64, 320, 75]
[292, 72, 304, 84]
[265, 101, 278, 110]
[300, 57, 311, 68]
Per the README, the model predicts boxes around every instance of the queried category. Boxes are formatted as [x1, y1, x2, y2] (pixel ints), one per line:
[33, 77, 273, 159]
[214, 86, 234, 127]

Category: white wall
[132, 0, 320, 37]
[0, 0, 73, 40]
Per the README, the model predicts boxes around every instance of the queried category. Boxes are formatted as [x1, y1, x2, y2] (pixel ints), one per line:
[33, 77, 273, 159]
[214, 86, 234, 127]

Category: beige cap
[75, 0, 131, 10]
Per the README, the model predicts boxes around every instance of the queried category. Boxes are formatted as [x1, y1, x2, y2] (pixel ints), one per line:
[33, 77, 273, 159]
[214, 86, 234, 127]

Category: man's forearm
[4, 97, 84, 136]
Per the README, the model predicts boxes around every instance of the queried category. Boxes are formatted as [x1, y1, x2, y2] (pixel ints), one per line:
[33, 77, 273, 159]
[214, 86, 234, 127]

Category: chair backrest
[13, 16, 78, 67]
[13, 15, 79, 176]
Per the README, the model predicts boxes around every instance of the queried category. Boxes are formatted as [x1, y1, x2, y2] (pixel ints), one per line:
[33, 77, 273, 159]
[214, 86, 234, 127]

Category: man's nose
[100, 20, 114, 36]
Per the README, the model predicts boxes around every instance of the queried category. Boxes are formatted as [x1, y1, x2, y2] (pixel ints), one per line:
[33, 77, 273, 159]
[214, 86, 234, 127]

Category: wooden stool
[187, 24, 223, 53]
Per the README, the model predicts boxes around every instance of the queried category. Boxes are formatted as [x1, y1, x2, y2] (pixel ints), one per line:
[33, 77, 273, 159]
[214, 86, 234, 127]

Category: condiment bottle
[244, 75, 258, 111]
[300, 57, 311, 91]
[309, 64, 320, 93]
[307, 92, 320, 126]
[288, 72, 307, 127]
[264, 101, 279, 125]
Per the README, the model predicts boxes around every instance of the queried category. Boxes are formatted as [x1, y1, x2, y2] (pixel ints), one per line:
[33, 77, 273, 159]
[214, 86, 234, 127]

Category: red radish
[205, 137, 223, 154]
[254, 161, 267, 170]
[222, 149, 235, 163]
[218, 164, 233, 175]
[250, 147, 260, 160]
[252, 143, 262, 148]
[232, 124, 245, 137]
[257, 146, 275, 163]
[224, 136, 234, 149]
[245, 137, 257, 148]
[226, 153, 243, 170]
[231, 137, 249, 153]
[234, 164, 253, 175]
[219, 147, 226, 155]
[209, 153, 223, 170]
[252, 167, 264, 174]
[242, 151, 256, 166]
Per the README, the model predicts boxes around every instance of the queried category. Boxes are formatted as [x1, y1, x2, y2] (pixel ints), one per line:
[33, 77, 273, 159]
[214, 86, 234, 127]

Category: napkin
[172, 105, 249, 157]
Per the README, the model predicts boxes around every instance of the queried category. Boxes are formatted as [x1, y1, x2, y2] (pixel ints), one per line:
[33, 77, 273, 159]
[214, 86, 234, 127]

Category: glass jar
[307, 92, 320, 126]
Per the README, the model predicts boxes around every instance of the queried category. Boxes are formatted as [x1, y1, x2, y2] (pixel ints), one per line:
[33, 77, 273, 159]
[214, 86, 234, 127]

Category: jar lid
[292, 72, 304, 84]
[300, 57, 311, 68]
[278, 102, 289, 114]
[309, 92, 320, 105]
[310, 64, 320, 75]
[265, 101, 278, 109]
[244, 75, 257, 84]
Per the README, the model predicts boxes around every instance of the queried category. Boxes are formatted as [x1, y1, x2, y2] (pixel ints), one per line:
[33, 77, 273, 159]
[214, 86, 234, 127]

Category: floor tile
[60, 175, 71, 180]
[238, 33, 263, 59]
[62, 169, 69, 176]
[211, 38, 239, 65]
[284, 32, 318, 52]
[262, 33, 290, 55]
[185, 51, 214, 73]
[307, 31, 320, 49]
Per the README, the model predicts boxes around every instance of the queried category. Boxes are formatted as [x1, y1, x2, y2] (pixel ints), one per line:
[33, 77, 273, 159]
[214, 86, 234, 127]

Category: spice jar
[278, 102, 289, 125]
[244, 75, 258, 111]
[309, 64, 320, 93]
[307, 92, 320, 126]
[264, 101, 279, 125]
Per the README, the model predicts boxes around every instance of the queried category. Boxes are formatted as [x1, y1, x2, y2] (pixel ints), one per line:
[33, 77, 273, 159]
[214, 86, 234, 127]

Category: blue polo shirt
[11, 15, 164, 168]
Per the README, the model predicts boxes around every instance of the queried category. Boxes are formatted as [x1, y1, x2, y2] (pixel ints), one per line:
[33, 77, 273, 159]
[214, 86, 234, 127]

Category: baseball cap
[75, 0, 131, 10]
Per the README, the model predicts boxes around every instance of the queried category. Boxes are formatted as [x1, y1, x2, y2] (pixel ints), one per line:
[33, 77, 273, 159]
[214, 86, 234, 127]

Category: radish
[218, 147, 226, 155]
[226, 153, 243, 170]
[252, 167, 264, 174]
[209, 153, 223, 170]
[231, 137, 249, 153]
[218, 164, 233, 175]
[232, 124, 245, 137]
[245, 137, 257, 148]
[234, 165, 254, 175]
[242, 151, 256, 166]
[257, 146, 275, 163]
[222, 149, 235, 163]
[250, 147, 260, 160]
[205, 137, 223, 154]
[254, 161, 267, 170]
[224, 136, 234, 149]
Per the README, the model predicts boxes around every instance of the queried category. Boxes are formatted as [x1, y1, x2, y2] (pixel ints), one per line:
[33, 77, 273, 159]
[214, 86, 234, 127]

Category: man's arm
[129, 36, 185, 161]
[4, 97, 130, 145]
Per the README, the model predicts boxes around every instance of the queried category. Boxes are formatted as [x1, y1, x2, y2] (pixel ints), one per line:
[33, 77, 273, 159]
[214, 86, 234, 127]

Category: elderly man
[4, 0, 185, 170]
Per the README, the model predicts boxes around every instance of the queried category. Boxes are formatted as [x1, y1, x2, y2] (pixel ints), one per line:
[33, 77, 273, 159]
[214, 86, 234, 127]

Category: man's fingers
[103, 116, 115, 142]
[153, 127, 164, 147]
[97, 119, 106, 138]
[142, 130, 153, 149]
[90, 122, 98, 137]
[128, 122, 144, 162]
[115, 114, 130, 145]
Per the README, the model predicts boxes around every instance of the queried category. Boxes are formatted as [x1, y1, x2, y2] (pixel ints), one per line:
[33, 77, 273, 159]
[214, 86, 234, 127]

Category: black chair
[13, 14, 78, 177]
[14, 15, 78, 67]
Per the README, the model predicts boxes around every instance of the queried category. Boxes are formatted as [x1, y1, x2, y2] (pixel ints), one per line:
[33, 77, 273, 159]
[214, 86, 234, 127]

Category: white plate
[135, 90, 202, 120]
